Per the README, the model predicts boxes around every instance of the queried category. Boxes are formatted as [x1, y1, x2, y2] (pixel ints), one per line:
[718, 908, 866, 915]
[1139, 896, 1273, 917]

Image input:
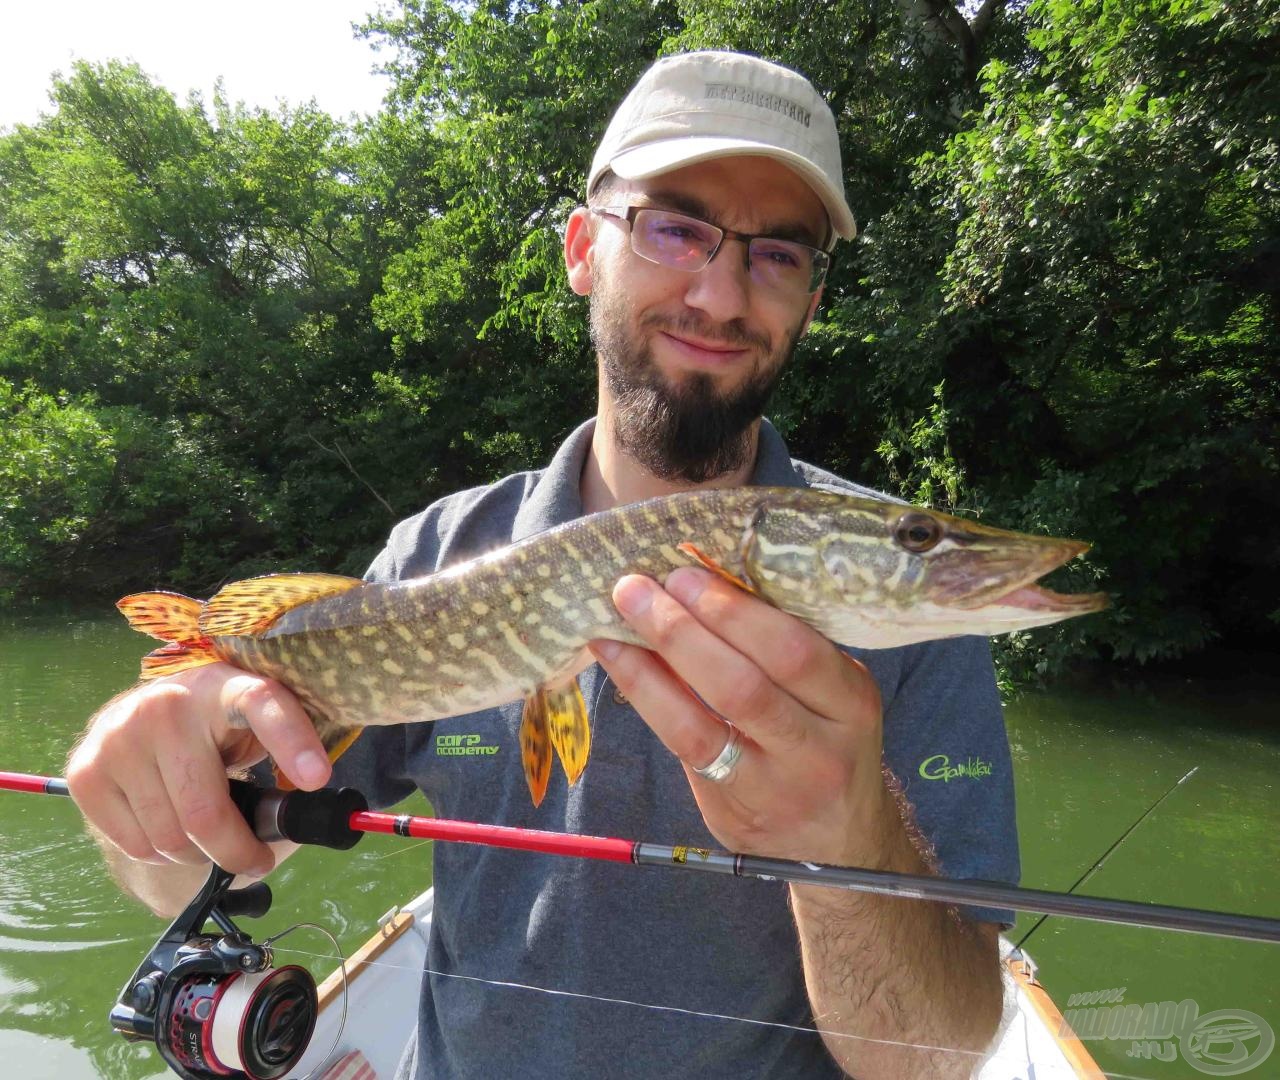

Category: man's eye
[652, 217, 713, 242]
[754, 242, 805, 269]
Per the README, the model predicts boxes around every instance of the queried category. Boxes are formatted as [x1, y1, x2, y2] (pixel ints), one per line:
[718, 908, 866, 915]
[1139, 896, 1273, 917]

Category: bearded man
[69, 51, 1017, 1079]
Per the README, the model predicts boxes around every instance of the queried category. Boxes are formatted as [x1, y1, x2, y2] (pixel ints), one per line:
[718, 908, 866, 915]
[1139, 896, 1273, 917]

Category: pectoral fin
[676, 542, 758, 595]
[273, 710, 364, 792]
[519, 692, 552, 807]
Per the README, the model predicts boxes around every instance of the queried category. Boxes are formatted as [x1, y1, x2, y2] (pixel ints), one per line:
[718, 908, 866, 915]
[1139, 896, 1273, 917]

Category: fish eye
[894, 512, 944, 553]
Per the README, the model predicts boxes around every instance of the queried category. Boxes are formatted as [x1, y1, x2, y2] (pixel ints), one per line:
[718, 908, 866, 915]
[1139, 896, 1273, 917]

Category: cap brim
[608, 136, 857, 242]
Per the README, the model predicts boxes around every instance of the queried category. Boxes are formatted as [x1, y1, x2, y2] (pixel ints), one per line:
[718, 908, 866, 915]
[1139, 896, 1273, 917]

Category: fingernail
[665, 567, 708, 606]
[614, 576, 655, 617]
[591, 639, 621, 661]
[294, 750, 330, 788]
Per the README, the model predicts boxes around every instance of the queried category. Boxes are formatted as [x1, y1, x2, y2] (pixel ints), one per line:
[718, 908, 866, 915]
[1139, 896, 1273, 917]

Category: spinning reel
[109, 783, 368, 1080]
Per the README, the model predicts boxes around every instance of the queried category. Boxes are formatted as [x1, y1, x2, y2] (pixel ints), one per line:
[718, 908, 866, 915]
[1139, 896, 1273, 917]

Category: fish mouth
[989, 583, 1110, 615]
[942, 537, 1106, 613]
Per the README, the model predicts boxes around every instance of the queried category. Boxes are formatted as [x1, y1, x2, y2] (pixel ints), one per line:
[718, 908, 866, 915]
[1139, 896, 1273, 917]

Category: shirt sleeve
[879, 636, 1020, 928]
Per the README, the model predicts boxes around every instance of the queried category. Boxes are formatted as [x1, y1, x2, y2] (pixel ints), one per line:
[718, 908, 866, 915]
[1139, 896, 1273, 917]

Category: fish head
[741, 491, 1108, 648]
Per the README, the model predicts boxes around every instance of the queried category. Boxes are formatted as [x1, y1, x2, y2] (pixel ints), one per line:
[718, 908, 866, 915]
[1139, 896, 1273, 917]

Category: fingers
[606, 572, 823, 754]
[152, 707, 277, 874]
[588, 640, 749, 777]
[662, 567, 881, 723]
[594, 567, 890, 864]
[217, 674, 331, 790]
[68, 664, 320, 876]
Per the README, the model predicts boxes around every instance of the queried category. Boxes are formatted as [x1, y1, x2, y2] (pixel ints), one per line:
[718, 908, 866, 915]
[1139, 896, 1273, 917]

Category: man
[68, 51, 1016, 1078]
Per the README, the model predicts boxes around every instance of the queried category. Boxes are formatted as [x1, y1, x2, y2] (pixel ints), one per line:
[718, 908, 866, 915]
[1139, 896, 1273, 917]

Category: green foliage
[0, 2, 1276, 686]
[0, 384, 115, 599]
[821, 0, 1280, 677]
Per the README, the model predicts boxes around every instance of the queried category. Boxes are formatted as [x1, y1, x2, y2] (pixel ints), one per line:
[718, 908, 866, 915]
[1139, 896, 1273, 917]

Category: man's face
[579, 156, 828, 484]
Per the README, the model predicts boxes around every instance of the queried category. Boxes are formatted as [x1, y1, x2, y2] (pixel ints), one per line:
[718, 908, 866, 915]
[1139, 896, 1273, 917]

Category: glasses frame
[590, 205, 831, 295]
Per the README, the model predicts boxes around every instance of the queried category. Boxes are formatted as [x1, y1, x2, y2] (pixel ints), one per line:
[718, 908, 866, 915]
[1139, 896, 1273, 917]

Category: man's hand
[67, 663, 331, 881]
[590, 565, 1003, 1078]
[588, 565, 895, 866]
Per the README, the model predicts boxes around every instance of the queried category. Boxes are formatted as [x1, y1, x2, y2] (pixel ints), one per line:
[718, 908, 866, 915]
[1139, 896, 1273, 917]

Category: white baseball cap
[589, 51, 857, 246]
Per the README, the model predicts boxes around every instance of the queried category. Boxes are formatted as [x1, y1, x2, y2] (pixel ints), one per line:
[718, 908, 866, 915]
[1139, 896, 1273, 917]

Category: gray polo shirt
[330, 418, 1019, 1079]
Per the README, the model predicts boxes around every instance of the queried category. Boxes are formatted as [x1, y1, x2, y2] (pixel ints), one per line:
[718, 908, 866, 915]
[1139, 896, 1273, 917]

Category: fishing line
[1014, 764, 1200, 952]
[261, 922, 348, 1080]
[364, 838, 432, 862]
[266, 942, 1162, 1080]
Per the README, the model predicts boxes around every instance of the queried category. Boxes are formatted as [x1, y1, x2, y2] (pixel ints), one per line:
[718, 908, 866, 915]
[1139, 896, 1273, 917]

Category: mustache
[639, 311, 771, 353]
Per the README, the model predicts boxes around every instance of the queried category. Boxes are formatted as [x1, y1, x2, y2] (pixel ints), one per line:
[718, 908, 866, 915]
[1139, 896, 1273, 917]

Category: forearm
[792, 783, 1003, 1079]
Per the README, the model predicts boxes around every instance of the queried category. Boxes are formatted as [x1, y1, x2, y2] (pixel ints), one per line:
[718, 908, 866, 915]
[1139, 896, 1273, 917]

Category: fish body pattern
[119, 488, 1106, 805]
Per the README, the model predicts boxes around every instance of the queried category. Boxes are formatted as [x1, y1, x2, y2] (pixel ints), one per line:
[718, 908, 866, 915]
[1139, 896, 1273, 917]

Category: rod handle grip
[242, 782, 368, 850]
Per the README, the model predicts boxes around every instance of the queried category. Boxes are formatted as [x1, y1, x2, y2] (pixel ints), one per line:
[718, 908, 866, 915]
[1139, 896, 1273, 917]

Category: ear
[564, 207, 595, 297]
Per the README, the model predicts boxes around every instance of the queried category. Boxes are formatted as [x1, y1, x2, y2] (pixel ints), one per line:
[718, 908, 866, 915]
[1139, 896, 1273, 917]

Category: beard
[589, 285, 805, 484]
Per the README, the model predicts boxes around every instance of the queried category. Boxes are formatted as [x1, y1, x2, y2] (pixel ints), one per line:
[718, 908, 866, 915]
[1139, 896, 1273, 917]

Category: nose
[680, 237, 752, 324]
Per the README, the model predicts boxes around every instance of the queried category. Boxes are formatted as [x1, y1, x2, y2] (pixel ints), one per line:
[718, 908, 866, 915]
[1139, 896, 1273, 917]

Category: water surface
[0, 611, 1274, 1078]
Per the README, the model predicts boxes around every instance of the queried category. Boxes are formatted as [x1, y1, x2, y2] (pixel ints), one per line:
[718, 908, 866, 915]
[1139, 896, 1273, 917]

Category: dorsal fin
[200, 573, 365, 637]
[118, 592, 207, 645]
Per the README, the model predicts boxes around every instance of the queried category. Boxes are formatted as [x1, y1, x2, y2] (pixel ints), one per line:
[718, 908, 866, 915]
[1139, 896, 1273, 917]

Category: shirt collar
[511, 416, 805, 542]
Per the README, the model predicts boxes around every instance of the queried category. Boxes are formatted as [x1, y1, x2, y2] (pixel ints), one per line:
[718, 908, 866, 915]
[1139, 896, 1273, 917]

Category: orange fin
[544, 679, 591, 787]
[201, 573, 364, 637]
[138, 641, 221, 680]
[118, 592, 207, 646]
[676, 542, 757, 595]
[519, 691, 553, 808]
[274, 712, 364, 791]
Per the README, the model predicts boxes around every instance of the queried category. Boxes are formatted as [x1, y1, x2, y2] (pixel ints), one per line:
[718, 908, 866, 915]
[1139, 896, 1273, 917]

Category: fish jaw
[740, 492, 1107, 648]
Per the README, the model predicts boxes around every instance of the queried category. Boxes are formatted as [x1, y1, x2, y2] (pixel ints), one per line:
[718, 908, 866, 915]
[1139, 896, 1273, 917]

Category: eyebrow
[637, 188, 825, 248]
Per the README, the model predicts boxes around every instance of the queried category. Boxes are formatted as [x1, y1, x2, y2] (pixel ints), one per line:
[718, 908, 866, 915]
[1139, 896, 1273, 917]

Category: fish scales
[219, 489, 764, 732]
[118, 487, 1106, 803]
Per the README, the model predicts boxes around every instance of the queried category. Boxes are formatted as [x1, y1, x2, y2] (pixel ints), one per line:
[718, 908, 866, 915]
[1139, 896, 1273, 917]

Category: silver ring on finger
[694, 724, 742, 783]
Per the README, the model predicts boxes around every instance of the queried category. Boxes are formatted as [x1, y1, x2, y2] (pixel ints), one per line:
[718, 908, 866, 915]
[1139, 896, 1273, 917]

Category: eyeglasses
[590, 205, 831, 296]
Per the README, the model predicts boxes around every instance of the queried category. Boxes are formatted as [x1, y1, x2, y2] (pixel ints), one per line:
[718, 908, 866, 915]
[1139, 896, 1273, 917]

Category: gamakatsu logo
[435, 733, 499, 757]
[918, 754, 993, 782]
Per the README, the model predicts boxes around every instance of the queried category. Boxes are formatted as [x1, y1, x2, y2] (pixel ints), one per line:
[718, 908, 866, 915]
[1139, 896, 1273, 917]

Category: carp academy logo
[435, 733, 499, 757]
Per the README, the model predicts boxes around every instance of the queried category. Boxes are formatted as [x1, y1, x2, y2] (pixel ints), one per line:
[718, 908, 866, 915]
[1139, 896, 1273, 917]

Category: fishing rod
[5, 768, 1279, 1080]
[5, 770, 1279, 944]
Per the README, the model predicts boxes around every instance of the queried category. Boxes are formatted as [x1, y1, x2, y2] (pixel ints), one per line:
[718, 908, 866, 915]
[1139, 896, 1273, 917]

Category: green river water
[0, 609, 1275, 1079]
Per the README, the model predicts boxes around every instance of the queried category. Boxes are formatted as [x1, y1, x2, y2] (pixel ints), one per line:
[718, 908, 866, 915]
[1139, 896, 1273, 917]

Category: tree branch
[306, 434, 396, 516]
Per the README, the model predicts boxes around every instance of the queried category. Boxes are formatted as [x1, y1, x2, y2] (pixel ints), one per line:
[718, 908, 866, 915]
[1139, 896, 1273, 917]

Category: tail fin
[117, 592, 221, 680]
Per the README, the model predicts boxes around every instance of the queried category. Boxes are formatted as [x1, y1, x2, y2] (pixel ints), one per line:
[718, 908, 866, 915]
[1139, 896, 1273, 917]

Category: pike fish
[118, 488, 1106, 806]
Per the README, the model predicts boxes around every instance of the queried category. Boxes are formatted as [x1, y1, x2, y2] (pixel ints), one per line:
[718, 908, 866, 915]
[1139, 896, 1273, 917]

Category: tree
[848, 0, 1280, 668]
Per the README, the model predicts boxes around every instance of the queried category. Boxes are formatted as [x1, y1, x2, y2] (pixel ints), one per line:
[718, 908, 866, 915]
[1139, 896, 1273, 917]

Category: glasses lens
[631, 209, 720, 270]
[749, 239, 825, 294]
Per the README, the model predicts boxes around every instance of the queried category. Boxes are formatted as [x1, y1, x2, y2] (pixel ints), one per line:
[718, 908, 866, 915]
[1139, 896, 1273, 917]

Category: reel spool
[110, 865, 318, 1080]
